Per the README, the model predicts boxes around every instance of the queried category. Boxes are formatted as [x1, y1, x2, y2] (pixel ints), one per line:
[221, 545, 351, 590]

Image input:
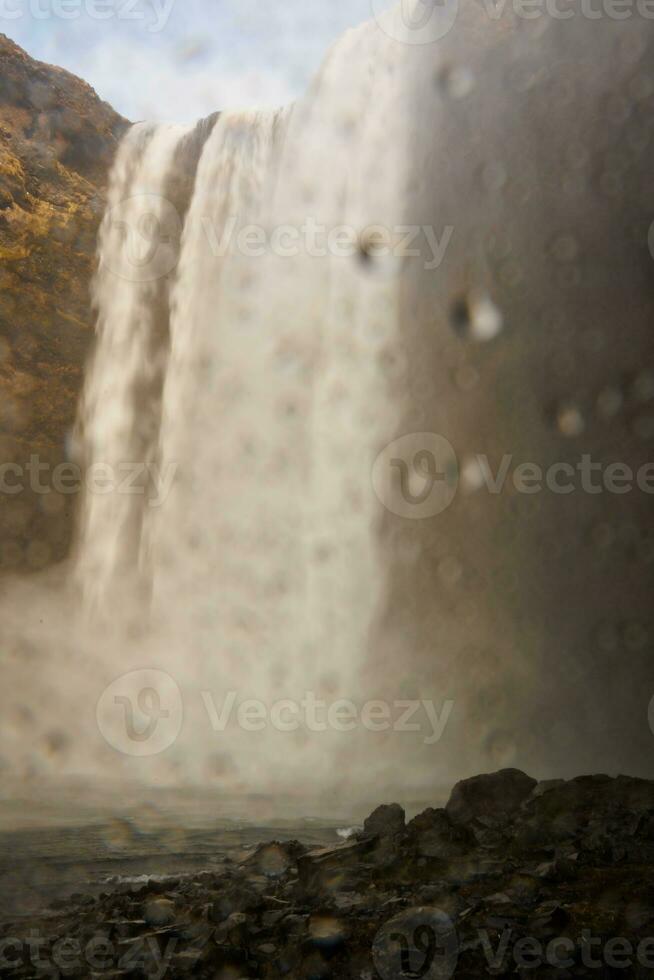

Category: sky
[0, 0, 381, 122]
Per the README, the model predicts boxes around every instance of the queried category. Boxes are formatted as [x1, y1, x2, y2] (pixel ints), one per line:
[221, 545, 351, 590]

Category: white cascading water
[72, 7, 420, 791]
[76, 121, 192, 609]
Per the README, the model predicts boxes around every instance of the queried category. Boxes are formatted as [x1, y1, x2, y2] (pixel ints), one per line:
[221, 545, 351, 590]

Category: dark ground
[2, 769, 654, 978]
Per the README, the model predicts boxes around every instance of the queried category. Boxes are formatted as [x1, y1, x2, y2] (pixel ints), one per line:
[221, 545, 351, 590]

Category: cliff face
[0, 34, 127, 572]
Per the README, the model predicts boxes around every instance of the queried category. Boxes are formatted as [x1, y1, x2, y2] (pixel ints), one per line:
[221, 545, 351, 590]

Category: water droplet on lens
[556, 403, 585, 438]
[629, 74, 654, 100]
[596, 386, 623, 419]
[438, 556, 463, 585]
[461, 456, 486, 493]
[606, 95, 631, 125]
[566, 142, 590, 169]
[600, 172, 623, 198]
[550, 235, 579, 263]
[632, 371, 654, 403]
[595, 621, 619, 653]
[632, 416, 654, 441]
[499, 259, 523, 287]
[482, 160, 508, 191]
[622, 621, 648, 652]
[26, 541, 51, 569]
[590, 523, 614, 551]
[439, 65, 475, 99]
[454, 364, 480, 391]
[450, 293, 504, 342]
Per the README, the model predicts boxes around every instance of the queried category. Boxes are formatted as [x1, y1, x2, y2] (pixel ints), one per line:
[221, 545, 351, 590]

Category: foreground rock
[3, 770, 654, 977]
[0, 34, 126, 572]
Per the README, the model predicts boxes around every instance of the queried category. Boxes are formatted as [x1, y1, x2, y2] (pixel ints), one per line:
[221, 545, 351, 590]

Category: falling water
[73, 13, 414, 788]
[3, 0, 654, 797]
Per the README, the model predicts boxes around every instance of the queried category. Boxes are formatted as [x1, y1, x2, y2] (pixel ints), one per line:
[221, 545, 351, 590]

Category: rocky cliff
[0, 34, 127, 572]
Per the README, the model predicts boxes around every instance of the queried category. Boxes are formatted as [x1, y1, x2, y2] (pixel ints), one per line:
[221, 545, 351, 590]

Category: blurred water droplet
[0, 541, 22, 568]
[590, 523, 615, 551]
[40, 492, 65, 516]
[438, 555, 463, 585]
[622, 622, 648, 652]
[618, 35, 647, 64]
[607, 95, 632, 125]
[632, 371, 654, 403]
[309, 913, 345, 947]
[595, 622, 619, 653]
[629, 74, 654, 100]
[599, 172, 623, 198]
[562, 174, 587, 197]
[450, 293, 504, 342]
[550, 235, 579, 263]
[484, 729, 517, 767]
[461, 456, 486, 493]
[632, 416, 654, 441]
[42, 730, 69, 758]
[566, 142, 590, 169]
[636, 533, 654, 564]
[26, 541, 51, 569]
[596, 386, 623, 419]
[439, 65, 475, 99]
[582, 328, 606, 354]
[454, 364, 480, 391]
[499, 259, 523, 287]
[482, 160, 508, 191]
[256, 843, 292, 878]
[556, 403, 585, 438]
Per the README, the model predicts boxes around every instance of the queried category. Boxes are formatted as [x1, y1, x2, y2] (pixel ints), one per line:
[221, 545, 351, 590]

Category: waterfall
[72, 13, 414, 789]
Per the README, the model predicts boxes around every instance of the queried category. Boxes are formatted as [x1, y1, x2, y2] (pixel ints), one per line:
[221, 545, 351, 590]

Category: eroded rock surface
[0, 34, 126, 572]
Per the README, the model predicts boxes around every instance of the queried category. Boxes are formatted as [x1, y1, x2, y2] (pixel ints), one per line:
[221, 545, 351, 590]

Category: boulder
[446, 768, 538, 826]
[407, 807, 473, 858]
[363, 803, 406, 839]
